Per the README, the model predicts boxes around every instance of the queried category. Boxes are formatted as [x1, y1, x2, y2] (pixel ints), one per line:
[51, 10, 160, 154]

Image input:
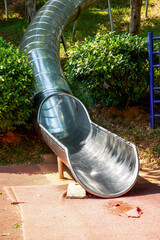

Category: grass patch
[0, 18, 27, 46]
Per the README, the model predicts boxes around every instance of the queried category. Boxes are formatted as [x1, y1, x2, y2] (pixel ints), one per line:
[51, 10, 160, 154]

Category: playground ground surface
[0, 157, 160, 240]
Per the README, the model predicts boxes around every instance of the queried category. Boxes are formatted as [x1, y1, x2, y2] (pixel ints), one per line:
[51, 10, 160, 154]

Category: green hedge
[0, 38, 35, 132]
[64, 32, 149, 108]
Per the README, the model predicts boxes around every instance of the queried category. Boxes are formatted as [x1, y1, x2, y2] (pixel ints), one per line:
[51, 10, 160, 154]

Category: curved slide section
[20, 0, 139, 198]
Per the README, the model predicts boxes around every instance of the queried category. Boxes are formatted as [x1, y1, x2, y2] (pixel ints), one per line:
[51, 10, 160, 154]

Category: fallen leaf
[136, 207, 143, 214]
[1, 233, 10, 236]
[115, 203, 120, 207]
[12, 224, 21, 229]
[11, 202, 25, 205]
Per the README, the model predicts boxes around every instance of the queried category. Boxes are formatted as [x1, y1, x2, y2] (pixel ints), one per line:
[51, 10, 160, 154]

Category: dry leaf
[11, 202, 25, 205]
[1, 233, 10, 236]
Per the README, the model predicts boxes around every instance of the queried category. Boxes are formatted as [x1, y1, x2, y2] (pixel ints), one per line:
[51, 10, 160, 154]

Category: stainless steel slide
[20, 0, 139, 198]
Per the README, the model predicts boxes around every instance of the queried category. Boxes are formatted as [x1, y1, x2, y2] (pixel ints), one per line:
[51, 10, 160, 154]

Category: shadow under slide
[20, 0, 139, 198]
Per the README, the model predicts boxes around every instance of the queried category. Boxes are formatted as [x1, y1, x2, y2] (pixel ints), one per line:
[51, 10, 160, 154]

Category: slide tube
[20, 0, 139, 198]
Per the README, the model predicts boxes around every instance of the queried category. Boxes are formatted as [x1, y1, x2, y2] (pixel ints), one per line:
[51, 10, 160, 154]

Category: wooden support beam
[57, 157, 64, 179]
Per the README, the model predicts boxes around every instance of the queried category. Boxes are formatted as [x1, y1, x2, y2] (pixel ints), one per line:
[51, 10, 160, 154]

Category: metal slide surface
[20, 0, 139, 198]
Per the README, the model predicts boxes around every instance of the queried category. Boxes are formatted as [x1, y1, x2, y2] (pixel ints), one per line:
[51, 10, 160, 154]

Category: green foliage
[65, 32, 149, 108]
[12, 224, 21, 229]
[0, 38, 35, 132]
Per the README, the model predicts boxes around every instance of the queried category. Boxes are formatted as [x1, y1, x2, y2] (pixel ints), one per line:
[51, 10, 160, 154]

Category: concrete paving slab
[0, 163, 159, 240]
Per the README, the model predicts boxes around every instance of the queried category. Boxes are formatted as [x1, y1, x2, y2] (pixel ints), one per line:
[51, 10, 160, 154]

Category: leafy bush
[0, 38, 35, 132]
[64, 32, 149, 108]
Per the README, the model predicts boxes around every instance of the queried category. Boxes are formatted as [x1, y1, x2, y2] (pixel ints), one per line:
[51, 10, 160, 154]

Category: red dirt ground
[0, 132, 23, 144]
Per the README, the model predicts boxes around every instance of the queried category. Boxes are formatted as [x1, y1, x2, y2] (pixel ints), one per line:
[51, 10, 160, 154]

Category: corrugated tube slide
[20, 0, 139, 198]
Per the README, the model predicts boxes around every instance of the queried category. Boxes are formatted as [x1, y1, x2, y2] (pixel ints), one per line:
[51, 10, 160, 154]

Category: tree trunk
[26, 0, 36, 22]
[129, 0, 142, 35]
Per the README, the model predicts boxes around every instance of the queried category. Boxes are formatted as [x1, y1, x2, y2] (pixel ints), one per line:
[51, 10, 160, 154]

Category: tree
[129, 0, 142, 35]
[26, 0, 36, 22]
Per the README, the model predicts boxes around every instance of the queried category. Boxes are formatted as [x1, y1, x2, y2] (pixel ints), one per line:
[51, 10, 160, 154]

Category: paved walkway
[0, 158, 159, 240]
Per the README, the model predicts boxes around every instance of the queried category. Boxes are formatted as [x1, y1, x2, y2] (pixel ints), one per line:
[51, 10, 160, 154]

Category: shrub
[64, 32, 149, 108]
[0, 38, 35, 133]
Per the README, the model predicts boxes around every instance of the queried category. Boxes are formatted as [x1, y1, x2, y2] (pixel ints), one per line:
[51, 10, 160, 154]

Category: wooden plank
[57, 157, 64, 179]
